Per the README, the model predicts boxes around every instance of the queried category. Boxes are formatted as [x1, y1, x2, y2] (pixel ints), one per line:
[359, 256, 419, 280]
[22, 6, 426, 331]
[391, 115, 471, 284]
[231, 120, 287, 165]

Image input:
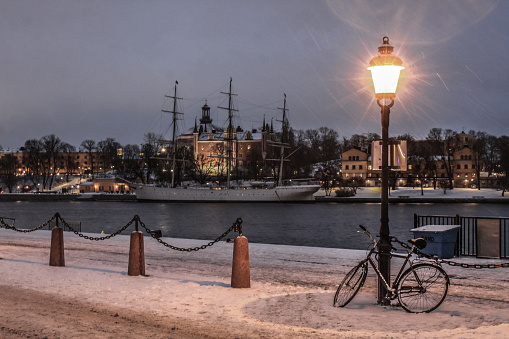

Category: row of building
[0, 101, 502, 191]
[341, 132, 497, 188]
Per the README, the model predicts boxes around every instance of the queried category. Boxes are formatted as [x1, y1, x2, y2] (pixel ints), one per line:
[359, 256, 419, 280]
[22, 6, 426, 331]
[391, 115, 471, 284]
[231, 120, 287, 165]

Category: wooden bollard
[231, 236, 250, 288]
[128, 231, 145, 276]
[49, 227, 65, 267]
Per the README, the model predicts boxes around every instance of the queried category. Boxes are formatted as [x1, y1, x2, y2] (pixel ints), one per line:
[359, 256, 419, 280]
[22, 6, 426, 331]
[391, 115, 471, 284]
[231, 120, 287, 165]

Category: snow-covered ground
[1, 228, 509, 338]
[314, 186, 509, 200]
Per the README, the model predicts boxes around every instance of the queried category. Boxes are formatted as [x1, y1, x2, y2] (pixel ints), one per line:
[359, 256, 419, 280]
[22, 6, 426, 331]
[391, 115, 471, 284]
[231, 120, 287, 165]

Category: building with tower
[177, 101, 274, 177]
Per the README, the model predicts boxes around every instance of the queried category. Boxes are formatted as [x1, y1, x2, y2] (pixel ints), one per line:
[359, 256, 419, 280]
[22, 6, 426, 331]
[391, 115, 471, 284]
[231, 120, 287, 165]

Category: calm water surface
[2, 201, 509, 250]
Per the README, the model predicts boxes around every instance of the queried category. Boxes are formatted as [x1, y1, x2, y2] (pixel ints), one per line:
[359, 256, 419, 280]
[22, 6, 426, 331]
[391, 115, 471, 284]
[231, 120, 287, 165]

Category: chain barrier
[1, 213, 243, 251]
[0, 214, 57, 233]
[2, 215, 506, 266]
[138, 217, 243, 252]
[57, 213, 136, 241]
[389, 235, 509, 269]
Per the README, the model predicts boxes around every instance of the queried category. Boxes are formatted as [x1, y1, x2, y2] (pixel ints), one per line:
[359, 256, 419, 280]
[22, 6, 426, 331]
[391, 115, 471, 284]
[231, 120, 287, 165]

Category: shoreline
[315, 196, 509, 203]
[0, 193, 136, 202]
[1, 192, 508, 203]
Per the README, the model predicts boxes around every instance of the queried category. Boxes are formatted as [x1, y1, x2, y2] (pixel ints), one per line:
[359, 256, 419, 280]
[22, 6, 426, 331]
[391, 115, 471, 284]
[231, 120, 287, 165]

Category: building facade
[341, 149, 369, 181]
[340, 133, 482, 188]
[178, 101, 273, 177]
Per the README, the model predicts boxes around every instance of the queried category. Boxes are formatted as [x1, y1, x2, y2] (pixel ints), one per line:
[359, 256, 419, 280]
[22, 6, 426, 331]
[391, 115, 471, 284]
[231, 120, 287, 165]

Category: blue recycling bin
[410, 225, 461, 259]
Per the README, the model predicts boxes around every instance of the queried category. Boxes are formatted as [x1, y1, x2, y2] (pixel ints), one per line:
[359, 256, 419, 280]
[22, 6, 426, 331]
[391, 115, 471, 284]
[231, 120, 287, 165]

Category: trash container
[410, 225, 461, 259]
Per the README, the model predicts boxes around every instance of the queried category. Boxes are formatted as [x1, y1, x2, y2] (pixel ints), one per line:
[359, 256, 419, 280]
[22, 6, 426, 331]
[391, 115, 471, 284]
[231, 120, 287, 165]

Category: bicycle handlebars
[358, 224, 377, 246]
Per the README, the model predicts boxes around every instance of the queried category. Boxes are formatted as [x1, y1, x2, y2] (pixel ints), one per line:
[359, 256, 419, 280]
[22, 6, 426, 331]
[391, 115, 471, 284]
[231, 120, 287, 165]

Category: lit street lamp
[368, 36, 404, 305]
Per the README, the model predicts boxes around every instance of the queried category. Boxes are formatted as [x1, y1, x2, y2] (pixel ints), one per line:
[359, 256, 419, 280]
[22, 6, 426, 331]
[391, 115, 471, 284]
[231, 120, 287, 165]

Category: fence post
[128, 218, 145, 276]
[231, 235, 250, 288]
[49, 216, 65, 267]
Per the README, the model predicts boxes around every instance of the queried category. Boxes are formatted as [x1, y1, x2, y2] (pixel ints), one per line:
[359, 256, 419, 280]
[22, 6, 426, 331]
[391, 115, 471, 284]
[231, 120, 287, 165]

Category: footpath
[1, 227, 509, 338]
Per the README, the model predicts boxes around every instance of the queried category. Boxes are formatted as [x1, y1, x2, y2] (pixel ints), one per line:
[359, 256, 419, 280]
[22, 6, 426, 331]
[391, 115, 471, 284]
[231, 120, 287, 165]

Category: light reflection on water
[2, 201, 509, 250]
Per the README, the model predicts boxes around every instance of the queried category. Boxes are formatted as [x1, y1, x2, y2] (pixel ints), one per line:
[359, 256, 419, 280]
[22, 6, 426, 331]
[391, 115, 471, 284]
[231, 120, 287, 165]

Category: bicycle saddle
[408, 238, 427, 250]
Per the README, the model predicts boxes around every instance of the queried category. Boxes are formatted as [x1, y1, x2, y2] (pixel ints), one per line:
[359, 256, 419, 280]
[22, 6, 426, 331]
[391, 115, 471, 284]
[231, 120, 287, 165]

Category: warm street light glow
[368, 36, 403, 306]
[368, 66, 404, 97]
[368, 37, 404, 99]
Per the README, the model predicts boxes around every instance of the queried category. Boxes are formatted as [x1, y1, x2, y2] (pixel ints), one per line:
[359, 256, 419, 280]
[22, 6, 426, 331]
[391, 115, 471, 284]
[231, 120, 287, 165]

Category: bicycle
[333, 225, 450, 313]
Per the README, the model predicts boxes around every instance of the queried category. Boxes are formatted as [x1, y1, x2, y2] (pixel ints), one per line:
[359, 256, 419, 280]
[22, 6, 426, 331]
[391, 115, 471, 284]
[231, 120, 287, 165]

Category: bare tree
[41, 134, 64, 190]
[117, 144, 143, 182]
[61, 143, 77, 182]
[0, 153, 19, 193]
[318, 160, 341, 196]
[23, 139, 43, 191]
[426, 128, 457, 190]
[97, 137, 122, 174]
[141, 133, 163, 184]
[189, 153, 215, 185]
[80, 139, 97, 179]
[497, 135, 509, 196]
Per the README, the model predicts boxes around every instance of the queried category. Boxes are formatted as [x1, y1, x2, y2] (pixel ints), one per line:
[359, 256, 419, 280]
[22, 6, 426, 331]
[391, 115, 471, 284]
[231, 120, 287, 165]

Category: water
[2, 201, 509, 250]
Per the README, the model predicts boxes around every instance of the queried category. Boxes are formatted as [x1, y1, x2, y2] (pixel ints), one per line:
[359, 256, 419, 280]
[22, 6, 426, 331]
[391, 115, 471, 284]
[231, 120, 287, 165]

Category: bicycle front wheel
[333, 261, 367, 308]
[397, 263, 449, 313]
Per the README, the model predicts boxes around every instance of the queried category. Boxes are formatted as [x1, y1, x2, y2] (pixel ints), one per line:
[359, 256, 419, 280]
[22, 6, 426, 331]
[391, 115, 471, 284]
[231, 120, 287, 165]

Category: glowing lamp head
[368, 36, 404, 100]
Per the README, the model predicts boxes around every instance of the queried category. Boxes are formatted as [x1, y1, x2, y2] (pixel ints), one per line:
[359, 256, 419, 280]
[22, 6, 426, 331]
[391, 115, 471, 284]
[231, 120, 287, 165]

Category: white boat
[133, 79, 320, 202]
[135, 184, 319, 202]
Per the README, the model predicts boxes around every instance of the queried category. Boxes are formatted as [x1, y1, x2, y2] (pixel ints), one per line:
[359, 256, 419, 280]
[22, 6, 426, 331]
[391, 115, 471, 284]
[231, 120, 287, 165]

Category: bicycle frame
[359, 226, 422, 299]
[335, 225, 450, 313]
[364, 246, 417, 299]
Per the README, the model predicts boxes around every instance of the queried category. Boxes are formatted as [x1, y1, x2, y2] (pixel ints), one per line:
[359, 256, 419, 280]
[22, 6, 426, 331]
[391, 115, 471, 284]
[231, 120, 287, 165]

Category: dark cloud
[0, 0, 507, 149]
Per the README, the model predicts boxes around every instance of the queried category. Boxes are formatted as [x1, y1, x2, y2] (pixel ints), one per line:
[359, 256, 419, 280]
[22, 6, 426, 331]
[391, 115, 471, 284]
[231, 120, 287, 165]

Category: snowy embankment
[1, 228, 509, 338]
[314, 187, 509, 203]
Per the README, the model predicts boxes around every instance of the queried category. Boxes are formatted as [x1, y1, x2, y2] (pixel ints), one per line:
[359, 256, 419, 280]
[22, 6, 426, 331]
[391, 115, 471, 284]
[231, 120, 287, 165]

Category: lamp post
[368, 36, 404, 305]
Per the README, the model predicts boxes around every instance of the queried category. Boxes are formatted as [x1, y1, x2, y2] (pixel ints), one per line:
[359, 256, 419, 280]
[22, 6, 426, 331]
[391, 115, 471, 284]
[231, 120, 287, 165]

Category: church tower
[199, 100, 212, 125]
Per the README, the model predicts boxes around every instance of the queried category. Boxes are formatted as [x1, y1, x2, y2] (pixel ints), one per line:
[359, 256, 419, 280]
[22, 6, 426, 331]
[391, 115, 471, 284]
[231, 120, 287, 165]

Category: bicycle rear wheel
[397, 263, 449, 313]
[333, 261, 368, 307]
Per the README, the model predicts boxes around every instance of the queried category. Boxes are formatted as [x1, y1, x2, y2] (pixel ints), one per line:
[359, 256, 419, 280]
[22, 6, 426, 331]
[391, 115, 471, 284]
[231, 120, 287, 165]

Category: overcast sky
[1, 0, 508, 150]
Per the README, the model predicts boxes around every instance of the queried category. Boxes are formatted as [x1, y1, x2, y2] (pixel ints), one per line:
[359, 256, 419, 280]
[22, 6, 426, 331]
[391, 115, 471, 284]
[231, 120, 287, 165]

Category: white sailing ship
[134, 79, 320, 202]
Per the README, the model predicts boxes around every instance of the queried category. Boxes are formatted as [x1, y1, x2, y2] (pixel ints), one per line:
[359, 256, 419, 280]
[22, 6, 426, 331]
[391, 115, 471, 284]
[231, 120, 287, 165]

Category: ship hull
[134, 185, 320, 202]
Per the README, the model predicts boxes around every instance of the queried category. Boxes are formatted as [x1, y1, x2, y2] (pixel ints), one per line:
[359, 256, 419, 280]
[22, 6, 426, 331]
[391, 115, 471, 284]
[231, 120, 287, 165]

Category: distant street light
[368, 36, 404, 305]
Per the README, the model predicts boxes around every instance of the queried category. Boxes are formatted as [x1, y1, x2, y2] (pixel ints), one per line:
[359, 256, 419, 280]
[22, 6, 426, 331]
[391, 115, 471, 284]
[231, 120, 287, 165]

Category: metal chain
[138, 217, 243, 252]
[58, 213, 136, 241]
[389, 235, 509, 269]
[437, 258, 509, 269]
[0, 214, 57, 233]
[3, 215, 506, 268]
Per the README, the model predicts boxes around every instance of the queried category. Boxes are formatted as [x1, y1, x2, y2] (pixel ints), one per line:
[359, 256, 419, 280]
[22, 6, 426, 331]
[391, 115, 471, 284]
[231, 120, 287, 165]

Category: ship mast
[277, 94, 288, 186]
[265, 94, 292, 186]
[162, 81, 183, 188]
[218, 77, 238, 190]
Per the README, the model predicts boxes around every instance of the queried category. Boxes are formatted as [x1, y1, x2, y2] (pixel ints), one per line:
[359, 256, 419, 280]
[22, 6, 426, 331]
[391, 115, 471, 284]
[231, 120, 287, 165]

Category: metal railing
[414, 214, 509, 258]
